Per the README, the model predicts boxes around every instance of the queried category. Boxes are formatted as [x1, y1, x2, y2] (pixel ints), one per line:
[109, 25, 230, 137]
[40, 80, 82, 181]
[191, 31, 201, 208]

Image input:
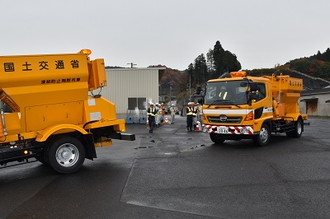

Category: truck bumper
[203, 124, 254, 135]
[109, 132, 136, 141]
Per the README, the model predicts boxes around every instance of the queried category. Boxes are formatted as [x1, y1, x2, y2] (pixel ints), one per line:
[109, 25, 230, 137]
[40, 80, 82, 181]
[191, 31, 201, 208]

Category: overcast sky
[1, 0, 329, 70]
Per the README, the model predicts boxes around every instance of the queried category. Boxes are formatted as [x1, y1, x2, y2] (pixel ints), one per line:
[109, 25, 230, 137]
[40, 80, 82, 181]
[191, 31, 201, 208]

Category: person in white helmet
[147, 103, 157, 133]
[170, 104, 176, 124]
[186, 102, 196, 131]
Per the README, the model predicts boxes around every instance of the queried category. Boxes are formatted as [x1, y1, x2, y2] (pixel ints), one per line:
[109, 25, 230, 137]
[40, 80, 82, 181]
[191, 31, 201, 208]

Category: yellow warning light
[79, 49, 92, 55]
[230, 71, 247, 78]
[23, 150, 29, 155]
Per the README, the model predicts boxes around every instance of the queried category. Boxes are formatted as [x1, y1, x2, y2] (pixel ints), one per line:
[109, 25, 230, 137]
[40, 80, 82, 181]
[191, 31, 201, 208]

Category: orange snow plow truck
[202, 71, 307, 146]
[0, 49, 135, 173]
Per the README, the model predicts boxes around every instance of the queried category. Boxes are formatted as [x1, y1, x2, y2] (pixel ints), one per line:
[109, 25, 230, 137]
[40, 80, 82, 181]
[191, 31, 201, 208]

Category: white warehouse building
[299, 87, 330, 116]
[101, 67, 166, 123]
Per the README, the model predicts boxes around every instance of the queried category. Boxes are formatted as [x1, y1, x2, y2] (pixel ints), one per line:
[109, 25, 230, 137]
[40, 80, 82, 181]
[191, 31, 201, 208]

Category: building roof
[301, 87, 330, 96]
[107, 67, 166, 71]
[300, 97, 318, 102]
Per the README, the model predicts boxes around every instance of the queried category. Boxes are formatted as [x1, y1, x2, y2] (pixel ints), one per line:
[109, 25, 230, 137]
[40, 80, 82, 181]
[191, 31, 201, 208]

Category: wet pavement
[1, 116, 330, 218]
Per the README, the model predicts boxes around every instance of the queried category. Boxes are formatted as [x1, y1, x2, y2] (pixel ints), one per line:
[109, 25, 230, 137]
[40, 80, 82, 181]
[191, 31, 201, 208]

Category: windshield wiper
[207, 99, 241, 108]
[207, 99, 230, 108]
[207, 99, 221, 108]
[227, 101, 243, 108]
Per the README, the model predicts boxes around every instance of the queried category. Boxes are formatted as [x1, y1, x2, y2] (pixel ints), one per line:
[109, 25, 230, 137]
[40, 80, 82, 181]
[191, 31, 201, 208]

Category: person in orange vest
[155, 103, 161, 127]
[147, 103, 158, 133]
[186, 102, 196, 131]
[160, 103, 165, 123]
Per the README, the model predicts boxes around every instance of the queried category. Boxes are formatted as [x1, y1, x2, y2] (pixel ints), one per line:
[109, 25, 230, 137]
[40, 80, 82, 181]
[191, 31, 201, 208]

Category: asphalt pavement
[0, 116, 330, 218]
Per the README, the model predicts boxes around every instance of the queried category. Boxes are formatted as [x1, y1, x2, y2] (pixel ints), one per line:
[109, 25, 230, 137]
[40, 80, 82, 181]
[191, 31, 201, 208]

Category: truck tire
[210, 133, 225, 144]
[46, 136, 86, 174]
[286, 118, 303, 138]
[254, 123, 270, 146]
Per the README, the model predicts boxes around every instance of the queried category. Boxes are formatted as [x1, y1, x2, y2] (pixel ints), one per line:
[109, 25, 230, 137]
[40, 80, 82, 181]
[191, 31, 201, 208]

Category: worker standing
[147, 103, 158, 133]
[170, 104, 176, 124]
[196, 103, 203, 124]
[155, 103, 161, 127]
[160, 103, 165, 123]
[186, 102, 196, 131]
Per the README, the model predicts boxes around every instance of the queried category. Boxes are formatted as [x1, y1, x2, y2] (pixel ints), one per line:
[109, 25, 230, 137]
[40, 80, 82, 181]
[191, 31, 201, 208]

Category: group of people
[147, 103, 176, 133]
[186, 102, 202, 131]
[147, 101, 202, 133]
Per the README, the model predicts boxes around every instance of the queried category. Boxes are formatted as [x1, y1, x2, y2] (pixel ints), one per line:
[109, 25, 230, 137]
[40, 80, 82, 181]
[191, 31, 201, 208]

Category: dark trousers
[148, 116, 156, 132]
[186, 115, 193, 131]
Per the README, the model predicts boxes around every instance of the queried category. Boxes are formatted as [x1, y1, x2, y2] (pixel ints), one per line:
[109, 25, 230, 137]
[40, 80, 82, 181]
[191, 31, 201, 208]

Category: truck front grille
[207, 116, 242, 124]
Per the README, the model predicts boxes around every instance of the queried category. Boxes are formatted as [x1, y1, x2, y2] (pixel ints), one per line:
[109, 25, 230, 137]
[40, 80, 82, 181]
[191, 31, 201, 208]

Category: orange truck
[202, 71, 307, 146]
[0, 49, 134, 173]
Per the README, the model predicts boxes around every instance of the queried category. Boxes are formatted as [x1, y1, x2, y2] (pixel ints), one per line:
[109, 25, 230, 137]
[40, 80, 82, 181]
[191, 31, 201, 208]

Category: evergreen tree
[206, 49, 215, 73]
[212, 41, 241, 78]
[223, 51, 241, 72]
[325, 48, 330, 61]
[194, 54, 207, 86]
[186, 40, 242, 91]
[314, 48, 330, 62]
[212, 41, 225, 78]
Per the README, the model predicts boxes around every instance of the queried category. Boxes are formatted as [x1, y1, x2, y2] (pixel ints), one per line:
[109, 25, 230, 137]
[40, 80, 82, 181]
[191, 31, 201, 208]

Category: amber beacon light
[79, 49, 92, 55]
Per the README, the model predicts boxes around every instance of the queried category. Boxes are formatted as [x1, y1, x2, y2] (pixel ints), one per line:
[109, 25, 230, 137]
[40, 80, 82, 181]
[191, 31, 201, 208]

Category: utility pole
[189, 73, 192, 101]
[127, 62, 137, 68]
[169, 82, 172, 105]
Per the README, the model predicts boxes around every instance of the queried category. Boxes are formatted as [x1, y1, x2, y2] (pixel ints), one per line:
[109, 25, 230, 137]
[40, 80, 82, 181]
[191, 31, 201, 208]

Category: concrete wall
[299, 93, 330, 116]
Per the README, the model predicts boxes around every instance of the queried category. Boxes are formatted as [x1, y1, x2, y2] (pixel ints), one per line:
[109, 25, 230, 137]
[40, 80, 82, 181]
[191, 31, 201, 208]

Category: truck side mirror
[248, 92, 259, 105]
[249, 83, 259, 92]
[247, 83, 259, 105]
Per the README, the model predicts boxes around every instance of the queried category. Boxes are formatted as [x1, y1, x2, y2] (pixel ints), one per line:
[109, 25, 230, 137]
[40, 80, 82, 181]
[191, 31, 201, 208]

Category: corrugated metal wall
[101, 68, 160, 116]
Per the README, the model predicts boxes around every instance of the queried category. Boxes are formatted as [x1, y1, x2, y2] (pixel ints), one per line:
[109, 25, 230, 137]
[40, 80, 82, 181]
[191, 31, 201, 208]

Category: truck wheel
[47, 136, 85, 174]
[254, 123, 270, 146]
[210, 133, 225, 144]
[286, 118, 303, 138]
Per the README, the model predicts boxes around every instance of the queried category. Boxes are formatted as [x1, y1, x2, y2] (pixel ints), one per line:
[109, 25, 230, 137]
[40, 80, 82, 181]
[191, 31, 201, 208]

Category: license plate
[217, 126, 228, 134]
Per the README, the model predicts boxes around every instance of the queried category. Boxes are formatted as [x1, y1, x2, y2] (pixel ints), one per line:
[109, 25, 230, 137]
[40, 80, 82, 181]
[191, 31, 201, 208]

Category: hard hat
[150, 103, 154, 105]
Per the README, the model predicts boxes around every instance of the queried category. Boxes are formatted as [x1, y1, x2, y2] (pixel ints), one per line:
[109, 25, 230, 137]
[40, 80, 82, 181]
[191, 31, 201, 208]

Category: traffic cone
[195, 121, 202, 132]
[164, 117, 170, 124]
[146, 119, 149, 125]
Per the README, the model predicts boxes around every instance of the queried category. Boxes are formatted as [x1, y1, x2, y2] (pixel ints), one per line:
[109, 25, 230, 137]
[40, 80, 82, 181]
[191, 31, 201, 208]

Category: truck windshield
[204, 80, 248, 105]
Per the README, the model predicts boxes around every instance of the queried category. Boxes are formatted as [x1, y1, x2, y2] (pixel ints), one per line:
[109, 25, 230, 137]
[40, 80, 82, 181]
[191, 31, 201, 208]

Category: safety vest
[157, 107, 162, 115]
[170, 107, 175, 115]
[148, 107, 157, 117]
[186, 107, 194, 116]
